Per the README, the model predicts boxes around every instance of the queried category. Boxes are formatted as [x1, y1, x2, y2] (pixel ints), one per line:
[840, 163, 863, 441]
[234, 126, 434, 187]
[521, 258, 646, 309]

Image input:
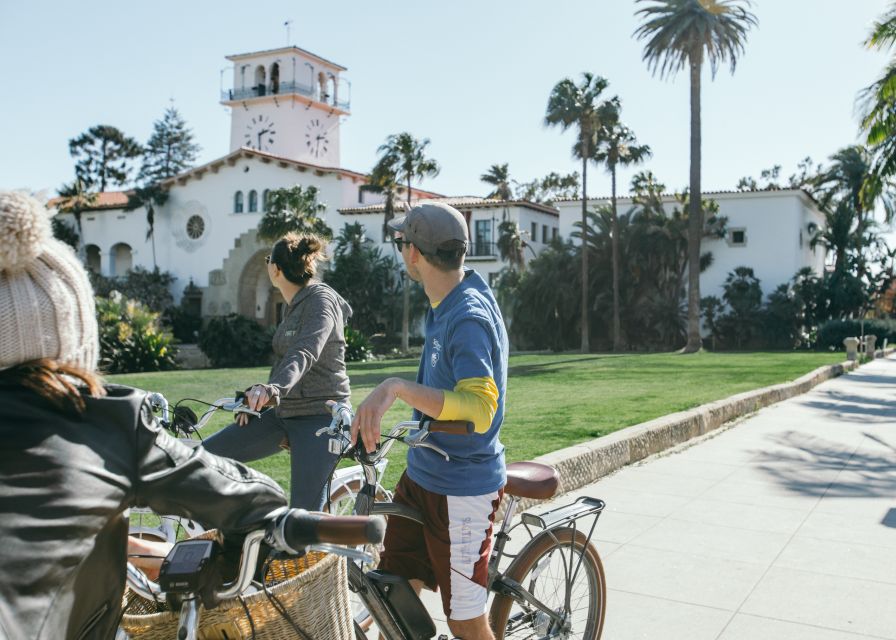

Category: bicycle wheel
[328, 479, 391, 516]
[329, 479, 391, 632]
[489, 527, 606, 640]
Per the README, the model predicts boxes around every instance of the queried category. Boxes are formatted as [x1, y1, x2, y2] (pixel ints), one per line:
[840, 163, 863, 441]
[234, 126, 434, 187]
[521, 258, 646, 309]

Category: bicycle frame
[319, 408, 607, 640]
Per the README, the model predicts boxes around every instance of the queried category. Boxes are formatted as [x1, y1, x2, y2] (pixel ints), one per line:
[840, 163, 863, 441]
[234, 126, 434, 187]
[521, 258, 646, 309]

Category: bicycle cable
[261, 557, 313, 640]
[237, 594, 257, 640]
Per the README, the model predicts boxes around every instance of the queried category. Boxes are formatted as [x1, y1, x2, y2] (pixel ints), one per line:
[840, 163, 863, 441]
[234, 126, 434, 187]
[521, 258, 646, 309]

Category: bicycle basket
[122, 531, 353, 640]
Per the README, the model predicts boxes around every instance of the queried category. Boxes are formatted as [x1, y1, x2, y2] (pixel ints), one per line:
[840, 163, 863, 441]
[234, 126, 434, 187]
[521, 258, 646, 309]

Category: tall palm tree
[481, 163, 514, 200]
[376, 133, 440, 352]
[635, 0, 757, 353]
[545, 72, 615, 352]
[591, 108, 652, 351]
[369, 154, 400, 243]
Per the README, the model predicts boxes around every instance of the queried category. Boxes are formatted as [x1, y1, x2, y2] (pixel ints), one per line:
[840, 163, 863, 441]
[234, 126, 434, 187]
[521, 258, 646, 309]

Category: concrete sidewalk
[422, 355, 896, 639]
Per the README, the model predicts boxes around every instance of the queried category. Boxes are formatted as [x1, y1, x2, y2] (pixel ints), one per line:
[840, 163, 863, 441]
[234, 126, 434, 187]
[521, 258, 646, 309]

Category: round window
[186, 215, 205, 239]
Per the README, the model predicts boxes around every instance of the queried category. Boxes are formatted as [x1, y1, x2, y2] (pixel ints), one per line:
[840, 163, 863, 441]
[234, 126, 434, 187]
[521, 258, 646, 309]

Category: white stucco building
[54, 42, 826, 329]
[554, 188, 827, 300]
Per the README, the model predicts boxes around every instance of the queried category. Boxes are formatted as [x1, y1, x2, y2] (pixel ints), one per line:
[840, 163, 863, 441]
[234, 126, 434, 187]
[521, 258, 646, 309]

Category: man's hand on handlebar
[351, 379, 400, 453]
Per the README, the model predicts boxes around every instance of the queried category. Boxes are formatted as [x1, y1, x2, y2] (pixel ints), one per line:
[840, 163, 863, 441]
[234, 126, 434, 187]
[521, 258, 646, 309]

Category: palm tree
[860, 5, 896, 186]
[545, 72, 616, 352]
[496, 220, 528, 272]
[591, 108, 652, 351]
[635, 0, 757, 353]
[481, 164, 514, 200]
[56, 178, 98, 258]
[368, 155, 400, 243]
[126, 183, 168, 269]
[813, 146, 896, 275]
[376, 133, 440, 352]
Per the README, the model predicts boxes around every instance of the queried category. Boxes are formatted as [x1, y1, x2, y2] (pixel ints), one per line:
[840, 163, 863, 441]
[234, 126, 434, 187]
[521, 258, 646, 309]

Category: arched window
[234, 191, 244, 213]
[263, 189, 271, 211]
[254, 65, 266, 96]
[110, 243, 132, 277]
[270, 62, 280, 94]
[248, 190, 258, 213]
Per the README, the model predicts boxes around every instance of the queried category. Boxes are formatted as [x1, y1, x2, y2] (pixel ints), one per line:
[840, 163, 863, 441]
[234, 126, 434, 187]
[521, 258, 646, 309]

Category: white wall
[555, 190, 827, 301]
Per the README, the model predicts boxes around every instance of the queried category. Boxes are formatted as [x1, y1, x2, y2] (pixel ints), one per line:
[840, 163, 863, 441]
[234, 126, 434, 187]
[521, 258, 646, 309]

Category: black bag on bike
[365, 570, 436, 640]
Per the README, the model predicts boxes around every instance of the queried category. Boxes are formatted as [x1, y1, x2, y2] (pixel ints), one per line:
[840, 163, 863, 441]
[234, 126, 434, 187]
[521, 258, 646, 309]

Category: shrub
[96, 292, 178, 374]
[164, 305, 203, 343]
[199, 314, 273, 368]
[90, 267, 175, 313]
[816, 318, 896, 350]
[344, 327, 372, 362]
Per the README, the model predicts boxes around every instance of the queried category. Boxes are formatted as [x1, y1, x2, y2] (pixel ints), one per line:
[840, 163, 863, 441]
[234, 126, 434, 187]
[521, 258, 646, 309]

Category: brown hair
[270, 233, 327, 286]
[420, 240, 466, 272]
[0, 358, 105, 415]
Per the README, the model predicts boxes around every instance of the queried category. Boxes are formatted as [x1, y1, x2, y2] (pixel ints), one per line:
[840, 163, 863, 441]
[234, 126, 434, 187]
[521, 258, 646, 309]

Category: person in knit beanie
[0, 191, 288, 639]
[0, 190, 99, 374]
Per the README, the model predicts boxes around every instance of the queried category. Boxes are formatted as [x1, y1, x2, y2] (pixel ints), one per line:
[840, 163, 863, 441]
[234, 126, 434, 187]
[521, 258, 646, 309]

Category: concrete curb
[500, 352, 890, 519]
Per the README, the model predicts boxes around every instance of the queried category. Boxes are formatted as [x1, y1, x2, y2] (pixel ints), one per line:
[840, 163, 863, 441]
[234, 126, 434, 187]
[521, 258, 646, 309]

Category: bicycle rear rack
[520, 496, 605, 530]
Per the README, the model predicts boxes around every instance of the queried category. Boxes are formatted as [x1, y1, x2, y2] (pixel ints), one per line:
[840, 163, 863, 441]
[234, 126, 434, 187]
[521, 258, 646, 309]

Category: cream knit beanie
[0, 191, 99, 372]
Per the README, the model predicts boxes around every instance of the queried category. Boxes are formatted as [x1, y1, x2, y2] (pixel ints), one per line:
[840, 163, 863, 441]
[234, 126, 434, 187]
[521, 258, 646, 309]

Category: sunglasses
[393, 238, 413, 251]
[264, 255, 273, 265]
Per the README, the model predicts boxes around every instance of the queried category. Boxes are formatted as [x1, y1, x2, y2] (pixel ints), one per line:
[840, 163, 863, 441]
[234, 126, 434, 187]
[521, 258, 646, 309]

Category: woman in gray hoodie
[203, 232, 352, 509]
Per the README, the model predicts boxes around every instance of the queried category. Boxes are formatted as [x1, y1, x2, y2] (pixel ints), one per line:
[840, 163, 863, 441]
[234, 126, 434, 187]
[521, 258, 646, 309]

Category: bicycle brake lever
[414, 441, 450, 462]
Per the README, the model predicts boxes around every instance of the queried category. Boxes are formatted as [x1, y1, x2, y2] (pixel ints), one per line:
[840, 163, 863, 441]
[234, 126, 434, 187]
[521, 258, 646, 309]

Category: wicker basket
[121, 538, 353, 640]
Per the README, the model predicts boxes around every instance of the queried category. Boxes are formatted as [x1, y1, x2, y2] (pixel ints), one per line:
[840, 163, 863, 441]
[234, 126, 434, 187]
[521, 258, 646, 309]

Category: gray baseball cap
[387, 202, 469, 255]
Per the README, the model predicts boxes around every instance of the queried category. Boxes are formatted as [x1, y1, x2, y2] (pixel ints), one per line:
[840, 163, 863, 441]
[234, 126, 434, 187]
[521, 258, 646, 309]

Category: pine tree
[138, 107, 201, 184]
[69, 125, 142, 191]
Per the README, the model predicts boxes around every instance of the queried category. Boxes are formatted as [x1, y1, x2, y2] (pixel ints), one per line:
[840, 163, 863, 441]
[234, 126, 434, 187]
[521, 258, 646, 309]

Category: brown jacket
[268, 282, 352, 417]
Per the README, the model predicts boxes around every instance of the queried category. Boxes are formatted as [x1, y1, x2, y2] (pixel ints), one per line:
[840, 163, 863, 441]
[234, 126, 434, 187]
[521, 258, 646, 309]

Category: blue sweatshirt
[407, 268, 508, 496]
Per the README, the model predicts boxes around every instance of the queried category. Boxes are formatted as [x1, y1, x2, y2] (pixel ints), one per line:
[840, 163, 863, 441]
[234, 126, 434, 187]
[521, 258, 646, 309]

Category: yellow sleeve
[437, 376, 499, 434]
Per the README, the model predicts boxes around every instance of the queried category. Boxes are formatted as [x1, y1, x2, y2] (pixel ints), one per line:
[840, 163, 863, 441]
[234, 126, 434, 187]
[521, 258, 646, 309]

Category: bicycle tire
[489, 527, 606, 640]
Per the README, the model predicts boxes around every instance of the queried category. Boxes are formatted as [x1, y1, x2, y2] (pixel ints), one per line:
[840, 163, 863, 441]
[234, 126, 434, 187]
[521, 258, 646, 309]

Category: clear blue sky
[1, 1, 891, 201]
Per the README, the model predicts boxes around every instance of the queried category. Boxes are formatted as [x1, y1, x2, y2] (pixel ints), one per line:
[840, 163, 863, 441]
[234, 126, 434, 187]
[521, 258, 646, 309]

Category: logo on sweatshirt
[430, 337, 442, 367]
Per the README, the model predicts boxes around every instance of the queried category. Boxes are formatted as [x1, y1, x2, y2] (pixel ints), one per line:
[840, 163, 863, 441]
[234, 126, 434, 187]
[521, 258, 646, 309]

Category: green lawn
[111, 351, 845, 494]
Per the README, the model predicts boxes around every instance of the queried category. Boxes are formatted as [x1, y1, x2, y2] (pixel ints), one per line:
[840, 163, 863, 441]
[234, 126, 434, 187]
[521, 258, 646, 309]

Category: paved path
[419, 355, 896, 639]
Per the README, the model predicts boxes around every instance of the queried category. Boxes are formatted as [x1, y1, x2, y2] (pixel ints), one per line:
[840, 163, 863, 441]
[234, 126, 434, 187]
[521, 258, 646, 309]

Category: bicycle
[123, 508, 385, 640]
[318, 401, 608, 640]
[129, 392, 391, 543]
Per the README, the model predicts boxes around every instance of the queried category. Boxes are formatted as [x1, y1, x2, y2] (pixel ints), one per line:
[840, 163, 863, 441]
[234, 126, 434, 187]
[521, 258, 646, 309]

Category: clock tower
[221, 45, 350, 166]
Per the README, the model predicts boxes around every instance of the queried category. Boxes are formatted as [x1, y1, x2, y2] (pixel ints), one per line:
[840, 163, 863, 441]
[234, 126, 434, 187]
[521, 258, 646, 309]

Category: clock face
[244, 115, 277, 152]
[305, 118, 330, 158]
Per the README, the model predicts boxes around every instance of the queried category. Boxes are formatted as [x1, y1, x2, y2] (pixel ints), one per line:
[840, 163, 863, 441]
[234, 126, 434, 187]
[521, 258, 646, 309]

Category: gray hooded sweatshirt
[268, 281, 353, 417]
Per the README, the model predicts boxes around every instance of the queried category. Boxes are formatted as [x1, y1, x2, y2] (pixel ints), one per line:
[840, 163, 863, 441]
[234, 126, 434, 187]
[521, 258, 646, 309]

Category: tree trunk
[611, 165, 622, 352]
[580, 153, 590, 353]
[402, 177, 412, 353]
[683, 54, 703, 354]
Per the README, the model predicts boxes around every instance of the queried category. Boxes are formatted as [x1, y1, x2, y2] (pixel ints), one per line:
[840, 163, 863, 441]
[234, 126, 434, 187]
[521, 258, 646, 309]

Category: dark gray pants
[202, 410, 337, 510]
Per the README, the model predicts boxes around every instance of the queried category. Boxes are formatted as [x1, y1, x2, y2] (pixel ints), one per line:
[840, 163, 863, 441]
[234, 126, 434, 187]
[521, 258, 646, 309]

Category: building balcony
[467, 242, 499, 259]
[221, 81, 350, 111]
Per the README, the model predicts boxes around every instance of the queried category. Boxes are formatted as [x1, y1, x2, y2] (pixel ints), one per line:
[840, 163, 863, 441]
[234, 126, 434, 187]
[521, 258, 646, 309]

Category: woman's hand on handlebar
[238, 384, 277, 425]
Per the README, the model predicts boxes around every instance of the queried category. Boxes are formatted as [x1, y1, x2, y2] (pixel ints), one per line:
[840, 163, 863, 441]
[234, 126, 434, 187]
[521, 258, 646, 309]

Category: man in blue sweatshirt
[352, 201, 509, 640]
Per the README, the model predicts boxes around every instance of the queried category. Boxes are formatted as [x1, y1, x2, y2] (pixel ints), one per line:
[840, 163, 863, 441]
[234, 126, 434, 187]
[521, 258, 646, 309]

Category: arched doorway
[110, 242, 132, 277]
[85, 244, 101, 274]
[237, 250, 283, 327]
[255, 65, 267, 96]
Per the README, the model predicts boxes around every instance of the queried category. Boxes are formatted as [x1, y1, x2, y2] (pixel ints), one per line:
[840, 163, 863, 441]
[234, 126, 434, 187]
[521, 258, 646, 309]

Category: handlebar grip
[277, 510, 386, 550]
[424, 420, 475, 434]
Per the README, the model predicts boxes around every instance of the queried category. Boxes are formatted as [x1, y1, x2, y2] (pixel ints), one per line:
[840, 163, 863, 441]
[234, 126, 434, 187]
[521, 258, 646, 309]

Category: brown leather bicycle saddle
[504, 462, 559, 500]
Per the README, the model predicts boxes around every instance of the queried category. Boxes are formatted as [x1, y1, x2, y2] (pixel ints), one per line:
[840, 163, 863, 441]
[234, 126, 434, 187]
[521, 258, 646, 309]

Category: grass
[111, 351, 845, 496]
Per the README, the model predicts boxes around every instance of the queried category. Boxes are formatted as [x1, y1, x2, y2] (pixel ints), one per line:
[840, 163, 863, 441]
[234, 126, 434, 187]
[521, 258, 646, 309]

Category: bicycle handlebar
[127, 509, 385, 604]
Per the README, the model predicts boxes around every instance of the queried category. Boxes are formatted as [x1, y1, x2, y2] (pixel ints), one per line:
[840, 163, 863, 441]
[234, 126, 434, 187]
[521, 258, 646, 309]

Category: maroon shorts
[378, 472, 504, 620]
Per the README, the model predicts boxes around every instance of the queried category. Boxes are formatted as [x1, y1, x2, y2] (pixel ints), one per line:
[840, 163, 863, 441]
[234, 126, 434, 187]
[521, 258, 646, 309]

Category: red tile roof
[47, 190, 131, 212]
